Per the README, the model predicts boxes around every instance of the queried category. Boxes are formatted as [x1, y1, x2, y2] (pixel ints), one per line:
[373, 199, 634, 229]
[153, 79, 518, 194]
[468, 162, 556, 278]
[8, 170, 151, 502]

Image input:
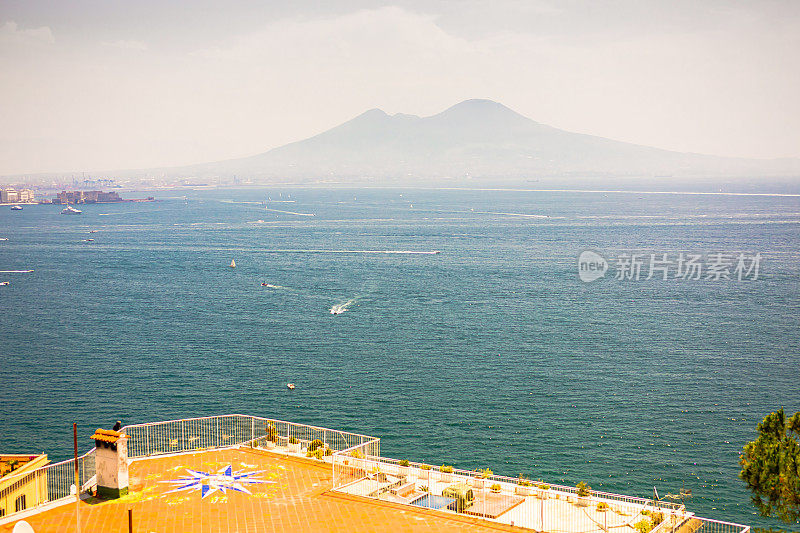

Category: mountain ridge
[191, 98, 797, 181]
[6, 99, 799, 184]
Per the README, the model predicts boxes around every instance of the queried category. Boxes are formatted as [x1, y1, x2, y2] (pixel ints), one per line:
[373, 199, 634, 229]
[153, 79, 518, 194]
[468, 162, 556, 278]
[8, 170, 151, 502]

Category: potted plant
[308, 439, 325, 452]
[265, 423, 278, 449]
[537, 483, 550, 500]
[642, 511, 664, 527]
[439, 464, 453, 483]
[490, 483, 502, 494]
[473, 468, 492, 489]
[398, 459, 411, 478]
[576, 481, 592, 507]
[288, 436, 301, 453]
[515, 478, 534, 496]
[634, 518, 653, 533]
[597, 502, 610, 512]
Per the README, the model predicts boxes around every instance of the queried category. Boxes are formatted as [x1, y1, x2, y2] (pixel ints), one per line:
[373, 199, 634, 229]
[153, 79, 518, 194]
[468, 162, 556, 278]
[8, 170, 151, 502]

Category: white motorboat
[61, 205, 82, 215]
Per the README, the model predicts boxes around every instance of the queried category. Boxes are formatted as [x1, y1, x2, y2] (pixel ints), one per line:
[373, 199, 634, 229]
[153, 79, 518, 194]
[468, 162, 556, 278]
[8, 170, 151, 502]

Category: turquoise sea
[1, 187, 798, 530]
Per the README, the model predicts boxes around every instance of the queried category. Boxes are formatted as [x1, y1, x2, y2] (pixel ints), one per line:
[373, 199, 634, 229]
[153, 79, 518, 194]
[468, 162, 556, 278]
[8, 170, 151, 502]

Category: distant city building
[0, 189, 33, 203]
[54, 190, 123, 204]
[0, 189, 19, 203]
[18, 189, 34, 203]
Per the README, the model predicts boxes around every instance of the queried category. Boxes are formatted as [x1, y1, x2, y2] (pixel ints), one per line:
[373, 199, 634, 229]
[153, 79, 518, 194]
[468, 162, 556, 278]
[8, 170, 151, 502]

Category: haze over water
[1, 187, 798, 530]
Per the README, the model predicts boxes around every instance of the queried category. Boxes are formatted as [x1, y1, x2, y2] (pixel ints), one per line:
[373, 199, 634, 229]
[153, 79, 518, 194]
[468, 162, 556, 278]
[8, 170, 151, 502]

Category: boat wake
[330, 299, 357, 315]
[264, 207, 315, 217]
[476, 211, 551, 218]
[0, 270, 34, 273]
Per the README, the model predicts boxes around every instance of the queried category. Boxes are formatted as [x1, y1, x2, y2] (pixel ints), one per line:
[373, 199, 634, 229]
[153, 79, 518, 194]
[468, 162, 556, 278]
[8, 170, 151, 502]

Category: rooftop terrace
[0, 415, 750, 533]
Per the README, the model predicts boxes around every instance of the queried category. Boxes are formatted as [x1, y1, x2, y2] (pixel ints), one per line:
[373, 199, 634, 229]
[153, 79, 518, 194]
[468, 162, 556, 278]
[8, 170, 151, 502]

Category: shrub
[538, 483, 550, 490]
[420, 464, 431, 471]
[634, 519, 653, 533]
[306, 448, 325, 460]
[420, 485, 429, 493]
[520, 479, 534, 487]
[479, 468, 493, 479]
[490, 483, 501, 493]
[308, 439, 324, 452]
[350, 450, 363, 459]
[650, 512, 664, 525]
[440, 465, 453, 473]
[576, 481, 591, 497]
[289, 436, 298, 445]
[324, 448, 333, 456]
[399, 460, 410, 467]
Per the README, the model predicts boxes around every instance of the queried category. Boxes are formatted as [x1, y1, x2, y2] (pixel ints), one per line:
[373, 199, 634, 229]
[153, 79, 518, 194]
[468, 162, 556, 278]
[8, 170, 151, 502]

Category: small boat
[84, 239, 94, 242]
[11, 205, 23, 211]
[0, 238, 8, 241]
[287, 383, 295, 390]
[230, 259, 236, 268]
[90, 230, 98, 233]
[0, 281, 9, 286]
[61, 205, 82, 215]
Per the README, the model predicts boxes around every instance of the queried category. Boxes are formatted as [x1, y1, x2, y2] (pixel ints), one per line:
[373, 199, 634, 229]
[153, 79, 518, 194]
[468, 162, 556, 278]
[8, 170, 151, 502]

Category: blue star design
[161, 465, 274, 499]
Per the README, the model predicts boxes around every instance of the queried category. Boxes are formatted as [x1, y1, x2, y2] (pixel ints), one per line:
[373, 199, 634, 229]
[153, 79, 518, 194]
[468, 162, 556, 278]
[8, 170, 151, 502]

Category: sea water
[1, 187, 798, 530]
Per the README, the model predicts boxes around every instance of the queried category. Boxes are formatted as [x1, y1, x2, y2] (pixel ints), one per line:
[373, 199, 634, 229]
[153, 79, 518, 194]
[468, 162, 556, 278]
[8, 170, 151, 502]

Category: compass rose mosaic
[161, 464, 274, 499]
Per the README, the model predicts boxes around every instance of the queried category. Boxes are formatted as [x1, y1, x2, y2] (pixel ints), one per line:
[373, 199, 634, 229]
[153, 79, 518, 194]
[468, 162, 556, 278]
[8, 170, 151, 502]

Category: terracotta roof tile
[89, 429, 126, 443]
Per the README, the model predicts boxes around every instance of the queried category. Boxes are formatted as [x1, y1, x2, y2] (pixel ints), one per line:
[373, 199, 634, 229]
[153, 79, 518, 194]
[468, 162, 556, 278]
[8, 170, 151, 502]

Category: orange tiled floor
[1, 448, 524, 532]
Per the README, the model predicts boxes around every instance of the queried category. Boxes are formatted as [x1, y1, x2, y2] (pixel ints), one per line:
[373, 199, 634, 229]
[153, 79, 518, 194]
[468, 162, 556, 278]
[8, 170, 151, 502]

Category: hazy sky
[1, 0, 798, 175]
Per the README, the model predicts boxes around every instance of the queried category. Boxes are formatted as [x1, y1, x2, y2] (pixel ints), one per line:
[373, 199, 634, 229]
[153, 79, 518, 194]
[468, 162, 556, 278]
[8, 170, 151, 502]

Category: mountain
[177, 99, 798, 183]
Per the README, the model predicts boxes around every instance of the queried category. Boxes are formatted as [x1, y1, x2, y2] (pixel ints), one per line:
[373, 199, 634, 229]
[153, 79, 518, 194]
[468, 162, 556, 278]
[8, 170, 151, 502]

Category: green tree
[739, 409, 800, 524]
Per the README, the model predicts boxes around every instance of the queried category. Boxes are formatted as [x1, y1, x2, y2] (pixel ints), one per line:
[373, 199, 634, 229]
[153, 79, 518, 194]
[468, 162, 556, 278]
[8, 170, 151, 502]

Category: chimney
[89, 429, 129, 499]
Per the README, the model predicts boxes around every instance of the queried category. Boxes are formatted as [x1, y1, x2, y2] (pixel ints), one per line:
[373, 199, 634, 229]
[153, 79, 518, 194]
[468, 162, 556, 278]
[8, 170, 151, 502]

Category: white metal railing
[0, 449, 95, 523]
[674, 517, 750, 533]
[121, 414, 378, 458]
[330, 452, 748, 533]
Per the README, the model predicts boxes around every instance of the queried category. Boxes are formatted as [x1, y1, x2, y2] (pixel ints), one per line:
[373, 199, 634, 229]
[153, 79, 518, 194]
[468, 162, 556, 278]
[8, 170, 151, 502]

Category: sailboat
[230, 259, 236, 268]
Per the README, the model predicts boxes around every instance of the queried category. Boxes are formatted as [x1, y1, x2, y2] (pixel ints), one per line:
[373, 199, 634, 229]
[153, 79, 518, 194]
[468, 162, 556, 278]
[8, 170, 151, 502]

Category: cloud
[102, 39, 148, 51]
[0, 21, 54, 45]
